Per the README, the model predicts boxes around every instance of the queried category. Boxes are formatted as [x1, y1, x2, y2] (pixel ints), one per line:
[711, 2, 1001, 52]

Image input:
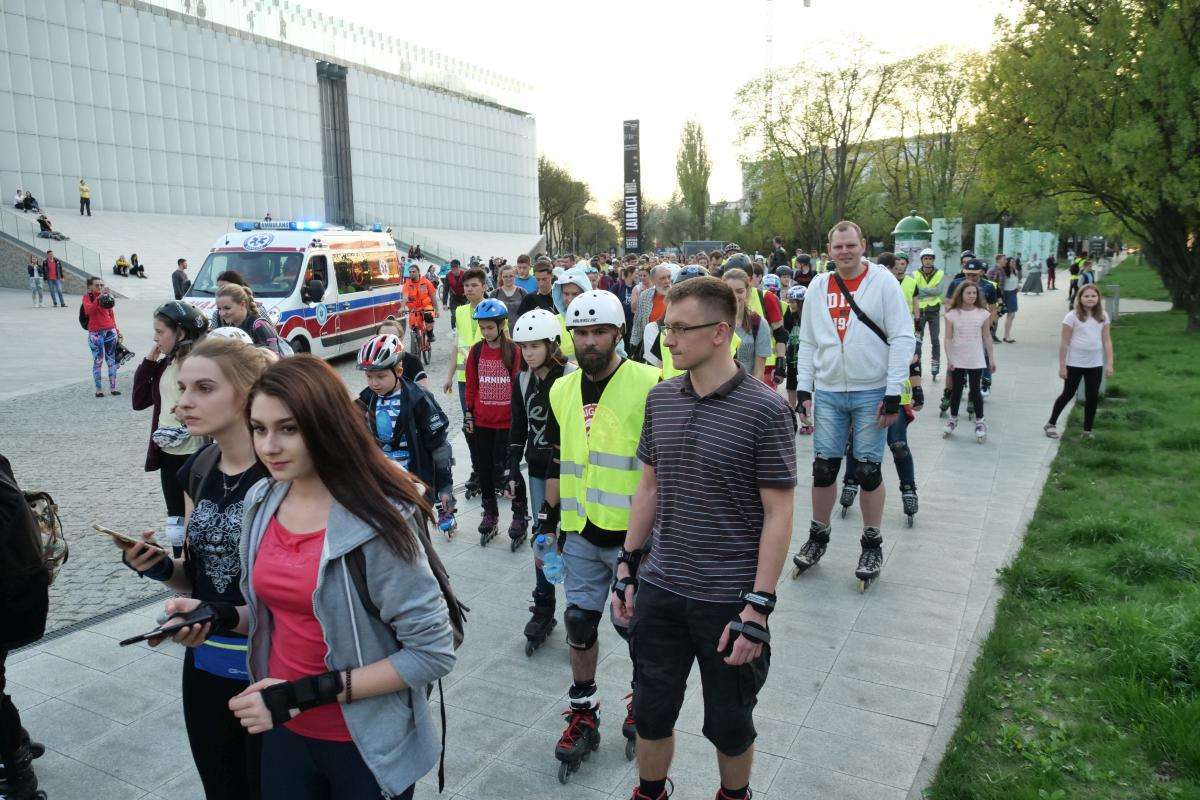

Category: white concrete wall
[0, 0, 538, 234]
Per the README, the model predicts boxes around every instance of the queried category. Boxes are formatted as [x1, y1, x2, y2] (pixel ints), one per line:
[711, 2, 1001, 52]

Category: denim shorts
[562, 533, 620, 613]
[814, 388, 887, 464]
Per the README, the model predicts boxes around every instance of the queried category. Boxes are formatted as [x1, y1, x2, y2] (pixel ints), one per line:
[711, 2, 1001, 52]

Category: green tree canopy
[676, 120, 713, 237]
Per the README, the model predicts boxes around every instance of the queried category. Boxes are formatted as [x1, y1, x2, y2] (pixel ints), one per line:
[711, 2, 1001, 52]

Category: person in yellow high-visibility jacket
[546, 287, 659, 766]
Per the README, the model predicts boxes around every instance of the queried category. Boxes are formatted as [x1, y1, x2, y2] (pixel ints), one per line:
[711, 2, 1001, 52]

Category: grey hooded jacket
[239, 479, 455, 796]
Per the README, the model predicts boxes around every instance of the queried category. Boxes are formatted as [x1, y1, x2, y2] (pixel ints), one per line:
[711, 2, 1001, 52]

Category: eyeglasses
[660, 320, 725, 336]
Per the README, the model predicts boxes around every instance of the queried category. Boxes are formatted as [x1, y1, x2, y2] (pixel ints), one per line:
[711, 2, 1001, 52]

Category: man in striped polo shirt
[613, 276, 796, 800]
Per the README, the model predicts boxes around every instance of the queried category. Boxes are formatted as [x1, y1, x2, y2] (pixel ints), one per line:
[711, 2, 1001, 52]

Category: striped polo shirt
[636, 367, 796, 603]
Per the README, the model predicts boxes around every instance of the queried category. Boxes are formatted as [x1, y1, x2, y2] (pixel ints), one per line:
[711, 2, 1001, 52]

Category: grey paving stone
[107, 650, 185, 699]
[151, 767, 204, 800]
[6, 679, 50, 712]
[58, 673, 175, 724]
[7, 652, 106, 696]
[42, 630, 149, 673]
[788, 728, 923, 789]
[838, 631, 956, 673]
[417, 744, 495, 795]
[831, 646, 950, 697]
[817, 674, 944, 726]
[803, 700, 935, 754]
[459, 759, 611, 800]
[496, 725, 633, 795]
[22, 749, 147, 800]
[14, 697, 123, 755]
[70, 705, 192, 791]
[768, 760, 907, 800]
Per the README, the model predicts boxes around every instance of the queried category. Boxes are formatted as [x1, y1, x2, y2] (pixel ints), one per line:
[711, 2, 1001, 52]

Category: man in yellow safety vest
[546, 288, 660, 777]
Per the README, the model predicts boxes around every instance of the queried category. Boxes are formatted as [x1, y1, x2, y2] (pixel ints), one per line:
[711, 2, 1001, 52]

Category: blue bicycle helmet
[472, 298, 509, 320]
[762, 274, 781, 291]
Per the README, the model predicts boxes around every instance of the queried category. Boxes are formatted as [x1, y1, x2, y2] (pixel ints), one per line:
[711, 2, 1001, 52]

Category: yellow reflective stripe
[588, 451, 638, 471]
[201, 640, 248, 652]
[585, 487, 633, 508]
[559, 460, 585, 477]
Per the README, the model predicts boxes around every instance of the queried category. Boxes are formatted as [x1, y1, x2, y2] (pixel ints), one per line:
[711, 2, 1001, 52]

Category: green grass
[1100, 255, 1172, 302]
[928, 309, 1200, 800]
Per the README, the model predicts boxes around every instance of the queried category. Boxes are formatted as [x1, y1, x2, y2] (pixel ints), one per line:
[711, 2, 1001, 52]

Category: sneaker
[1043, 424, 1059, 439]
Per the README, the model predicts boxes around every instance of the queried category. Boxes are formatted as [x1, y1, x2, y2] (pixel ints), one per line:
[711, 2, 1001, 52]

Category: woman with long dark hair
[153, 356, 455, 800]
[1000, 257, 1022, 342]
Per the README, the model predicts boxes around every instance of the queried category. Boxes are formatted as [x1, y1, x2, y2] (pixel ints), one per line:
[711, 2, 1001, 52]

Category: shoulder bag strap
[831, 273, 888, 345]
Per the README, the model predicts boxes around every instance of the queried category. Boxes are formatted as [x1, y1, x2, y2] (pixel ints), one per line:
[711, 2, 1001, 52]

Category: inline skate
[436, 501, 457, 539]
[464, 471, 481, 500]
[900, 483, 918, 528]
[478, 512, 499, 547]
[855, 527, 884, 592]
[943, 417, 958, 438]
[838, 481, 859, 518]
[556, 688, 601, 784]
[791, 520, 831, 577]
[622, 692, 637, 760]
[508, 500, 530, 552]
[523, 600, 556, 657]
[975, 418, 988, 444]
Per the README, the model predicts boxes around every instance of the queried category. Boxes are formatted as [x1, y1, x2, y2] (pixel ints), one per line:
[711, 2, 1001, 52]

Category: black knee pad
[813, 457, 842, 487]
[564, 605, 602, 650]
[855, 460, 883, 491]
[889, 440, 911, 462]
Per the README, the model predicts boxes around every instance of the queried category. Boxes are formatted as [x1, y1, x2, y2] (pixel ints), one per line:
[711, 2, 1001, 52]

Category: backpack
[251, 318, 295, 358]
[24, 490, 68, 585]
[78, 301, 89, 330]
[186, 443, 222, 501]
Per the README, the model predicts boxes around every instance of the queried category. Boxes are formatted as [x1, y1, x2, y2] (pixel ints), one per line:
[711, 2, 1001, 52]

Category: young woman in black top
[112, 337, 272, 800]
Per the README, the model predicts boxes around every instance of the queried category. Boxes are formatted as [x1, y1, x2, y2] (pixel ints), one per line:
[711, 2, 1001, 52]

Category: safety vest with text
[454, 303, 482, 383]
[912, 269, 945, 310]
[549, 360, 660, 533]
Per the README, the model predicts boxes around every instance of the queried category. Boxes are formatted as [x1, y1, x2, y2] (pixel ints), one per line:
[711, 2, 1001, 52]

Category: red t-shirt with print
[827, 269, 868, 341]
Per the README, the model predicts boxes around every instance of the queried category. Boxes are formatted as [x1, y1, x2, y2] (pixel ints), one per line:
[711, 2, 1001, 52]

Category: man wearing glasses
[613, 276, 795, 800]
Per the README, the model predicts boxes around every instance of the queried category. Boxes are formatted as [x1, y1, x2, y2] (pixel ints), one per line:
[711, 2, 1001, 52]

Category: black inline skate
[508, 500, 530, 552]
[900, 483, 918, 527]
[931, 359, 940, 382]
[911, 384, 925, 411]
[839, 481, 859, 518]
[523, 600, 556, 657]
[939, 387, 952, 418]
[0, 740, 47, 800]
[478, 512, 499, 547]
[464, 471, 481, 500]
[855, 527, 884, 592]
[792, 520, 831, 577]
[556, 688, 601, 784]
[621, 692, 637, 760]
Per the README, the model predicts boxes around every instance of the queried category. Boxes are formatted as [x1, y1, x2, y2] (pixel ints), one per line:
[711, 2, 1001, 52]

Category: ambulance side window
[307, 255, 330, 290]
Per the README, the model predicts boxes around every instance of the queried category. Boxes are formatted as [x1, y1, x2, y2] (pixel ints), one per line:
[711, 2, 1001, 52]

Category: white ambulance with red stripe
[185, 220, 405, 358]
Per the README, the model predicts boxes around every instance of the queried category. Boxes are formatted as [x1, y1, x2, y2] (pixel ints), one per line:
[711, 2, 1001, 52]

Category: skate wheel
[525, 640, 536, 657]
[840, 505, 849, 519]
[480, 533, 489, 547]
[558, 761, 571, 784]
[625, 738, 636, 760]
[939, 409, 947, 418]
[858, 578, 871, 593]
[906, 515, 914, 528]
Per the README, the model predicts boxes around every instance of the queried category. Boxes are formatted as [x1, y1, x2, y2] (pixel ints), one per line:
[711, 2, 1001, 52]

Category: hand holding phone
[120, 598, 212, 647]
[99, 525, 167, 573]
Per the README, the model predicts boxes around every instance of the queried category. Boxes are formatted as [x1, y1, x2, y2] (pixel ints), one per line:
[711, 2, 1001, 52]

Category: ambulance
[185, 220, 405, 358]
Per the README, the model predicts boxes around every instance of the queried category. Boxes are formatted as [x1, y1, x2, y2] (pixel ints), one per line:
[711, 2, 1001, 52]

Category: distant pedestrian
[78, 179, 91, 216]
[26, 254, 45, 307]
[42, 251, 66, 307]
[83, 277, 121, 396]
[1045, 284, 1113, 440]
[172, 258, 191, 300]
[129, 253, 146, 279]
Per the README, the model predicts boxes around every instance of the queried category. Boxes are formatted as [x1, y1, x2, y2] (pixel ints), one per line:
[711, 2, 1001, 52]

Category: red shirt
[445, 269, 466, 298]
[826, 269, 868, 341]
[44, 257, 61, 281]
[251, 517, 351, 742]
[82, 292, 117, 332]
[650, 292, 666, 324]
[761, 290, 782, 326]
[464, 341, 521, 429]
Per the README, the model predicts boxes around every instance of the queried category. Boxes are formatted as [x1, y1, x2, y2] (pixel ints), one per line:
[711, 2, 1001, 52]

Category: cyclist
[356, 334, 456, 534]
[402, 261, 438, 347]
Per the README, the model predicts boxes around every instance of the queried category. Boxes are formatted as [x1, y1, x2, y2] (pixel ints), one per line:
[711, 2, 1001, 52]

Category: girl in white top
[943, 282, 996, 439]
[1045, 284, 1114, 439]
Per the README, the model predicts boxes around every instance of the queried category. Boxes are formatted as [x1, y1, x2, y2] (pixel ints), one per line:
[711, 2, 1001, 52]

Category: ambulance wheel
[289, 336, 310, 354]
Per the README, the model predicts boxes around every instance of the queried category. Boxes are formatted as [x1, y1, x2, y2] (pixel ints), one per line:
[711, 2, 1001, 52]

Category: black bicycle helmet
[155, 300, 209, 344]
[723, 252, 753, 272]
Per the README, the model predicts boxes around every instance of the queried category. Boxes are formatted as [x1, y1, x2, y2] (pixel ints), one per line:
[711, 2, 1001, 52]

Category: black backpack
[78, 301, 89, 330]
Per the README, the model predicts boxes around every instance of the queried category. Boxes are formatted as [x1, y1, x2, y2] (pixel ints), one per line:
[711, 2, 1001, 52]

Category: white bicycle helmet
[357, 334, 404, 371]
[511, 308, 561, 343]
[787, 284, 808, 301]
[565, 290, 625, 329]
[919, 247, 936, 259]
[208, 326, 253, 344]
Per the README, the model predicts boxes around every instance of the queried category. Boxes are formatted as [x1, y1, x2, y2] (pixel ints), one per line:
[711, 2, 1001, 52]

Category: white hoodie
[795, 264, 916, 396]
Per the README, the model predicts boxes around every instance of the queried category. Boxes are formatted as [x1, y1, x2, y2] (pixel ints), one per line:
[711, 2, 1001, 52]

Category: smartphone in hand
[94, 524, 160, 548]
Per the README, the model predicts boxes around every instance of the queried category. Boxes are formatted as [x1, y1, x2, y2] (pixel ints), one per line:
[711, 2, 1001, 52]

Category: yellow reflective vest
[745, 288, 776, 367]
[549, 360, 660, 533]
[454, 304, 482, 383]
[558, 314, 575, 359]
[660, 333, 741, 379]
[912, 269, 945, 310]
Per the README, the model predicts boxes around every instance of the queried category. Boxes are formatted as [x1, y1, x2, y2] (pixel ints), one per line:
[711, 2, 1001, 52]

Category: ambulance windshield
[190, 251, 305, 299]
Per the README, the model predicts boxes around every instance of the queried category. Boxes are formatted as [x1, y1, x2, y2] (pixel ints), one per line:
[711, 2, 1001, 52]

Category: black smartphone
[118, 605, 217, 647]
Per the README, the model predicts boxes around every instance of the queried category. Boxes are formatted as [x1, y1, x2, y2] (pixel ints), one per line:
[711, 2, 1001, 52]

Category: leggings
[1067, 279, 1079, 305]
[261, 725, 413, 800]
[181, 650, 261, 800]
[88, 328, 119, 390]
[0, 650, 27, 781]
[158, 451, 190, 518]
[469, 426, 526, 515]
[844, 412, 916, 487]
[1049, 365, 1102, 431]
[950, 368, 985, 419]
[528, 475, 555, 606]
[917, 307, 941, 364]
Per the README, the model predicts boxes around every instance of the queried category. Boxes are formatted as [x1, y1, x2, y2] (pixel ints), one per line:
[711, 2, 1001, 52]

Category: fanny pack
[151, 426, 191, 449]
[193, 633, 249, 681]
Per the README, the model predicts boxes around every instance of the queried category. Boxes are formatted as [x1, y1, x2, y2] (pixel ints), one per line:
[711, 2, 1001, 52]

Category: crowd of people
[0, 219, 1118, 800]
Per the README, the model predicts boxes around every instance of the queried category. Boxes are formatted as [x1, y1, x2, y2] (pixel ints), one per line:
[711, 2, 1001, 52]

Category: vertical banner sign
[932, 217, 962, 277]
[1002, 228, 1024, 262]
[974, 224, 1000, 266]
[622, 120, 642, 253]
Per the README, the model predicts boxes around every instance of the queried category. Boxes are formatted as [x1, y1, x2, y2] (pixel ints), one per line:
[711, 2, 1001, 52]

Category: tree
[738, 53, 905, 248]
[676, 120, 713, 237]
[538, 156, 590, 254]
[977, 0, 1200, 330]
[574, 212, 619, 254]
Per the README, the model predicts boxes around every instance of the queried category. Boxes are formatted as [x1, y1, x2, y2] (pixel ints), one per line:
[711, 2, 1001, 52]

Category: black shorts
[630, 581, 769, 756]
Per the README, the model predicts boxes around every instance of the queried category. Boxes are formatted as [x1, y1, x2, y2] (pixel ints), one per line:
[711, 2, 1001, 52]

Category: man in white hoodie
[792, 221, 916, 589]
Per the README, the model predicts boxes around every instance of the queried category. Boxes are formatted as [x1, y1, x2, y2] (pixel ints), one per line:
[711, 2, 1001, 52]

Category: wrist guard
[721, 619, 771, 657]
[535, 503, 560, 536]
[738, 589, 777, 617]
[882, 395, 901, 415]
[616, 547, 643, 574]
[796, 389, 812, 407]
[260, 670, 344, 725]
[204, 601, 240, 635]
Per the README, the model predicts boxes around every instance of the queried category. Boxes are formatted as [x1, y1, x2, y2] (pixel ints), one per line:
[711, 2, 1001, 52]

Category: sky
[308, 0, 1015, 210]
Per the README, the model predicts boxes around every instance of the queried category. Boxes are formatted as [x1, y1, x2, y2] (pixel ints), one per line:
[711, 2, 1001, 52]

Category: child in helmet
[784, 284, 810, 434]
[354, 333, 457, 534]
[464, 299, 525, 545]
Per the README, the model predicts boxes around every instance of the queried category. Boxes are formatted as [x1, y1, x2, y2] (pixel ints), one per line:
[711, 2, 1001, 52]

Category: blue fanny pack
[193, 634, 250, 681]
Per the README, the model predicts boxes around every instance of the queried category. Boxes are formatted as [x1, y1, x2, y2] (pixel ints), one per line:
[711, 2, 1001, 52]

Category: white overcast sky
[310, 0, 1014, 209]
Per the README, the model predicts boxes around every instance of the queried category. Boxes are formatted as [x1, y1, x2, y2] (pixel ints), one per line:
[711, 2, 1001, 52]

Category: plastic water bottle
[534, 534, 564, 585]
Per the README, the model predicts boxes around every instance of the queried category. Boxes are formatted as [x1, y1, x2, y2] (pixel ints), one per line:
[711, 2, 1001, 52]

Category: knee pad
[564, 605, 602, 650]
[889, 440, 911, 462]
[812, 457, 842, 488]
[855, 460, 883, 491]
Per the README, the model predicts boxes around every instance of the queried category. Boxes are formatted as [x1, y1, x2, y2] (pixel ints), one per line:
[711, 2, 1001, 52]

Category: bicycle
[409, 309, 434, 365]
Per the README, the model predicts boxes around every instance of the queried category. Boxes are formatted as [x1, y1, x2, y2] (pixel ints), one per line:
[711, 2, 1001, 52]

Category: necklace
[221, 469, 247, 501]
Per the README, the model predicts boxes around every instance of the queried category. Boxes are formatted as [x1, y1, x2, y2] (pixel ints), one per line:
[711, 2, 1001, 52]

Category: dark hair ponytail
[247, 356, 431, 561]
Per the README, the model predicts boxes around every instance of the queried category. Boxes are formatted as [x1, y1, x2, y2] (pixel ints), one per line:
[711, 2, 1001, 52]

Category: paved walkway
[8, 284, 1088, 800]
